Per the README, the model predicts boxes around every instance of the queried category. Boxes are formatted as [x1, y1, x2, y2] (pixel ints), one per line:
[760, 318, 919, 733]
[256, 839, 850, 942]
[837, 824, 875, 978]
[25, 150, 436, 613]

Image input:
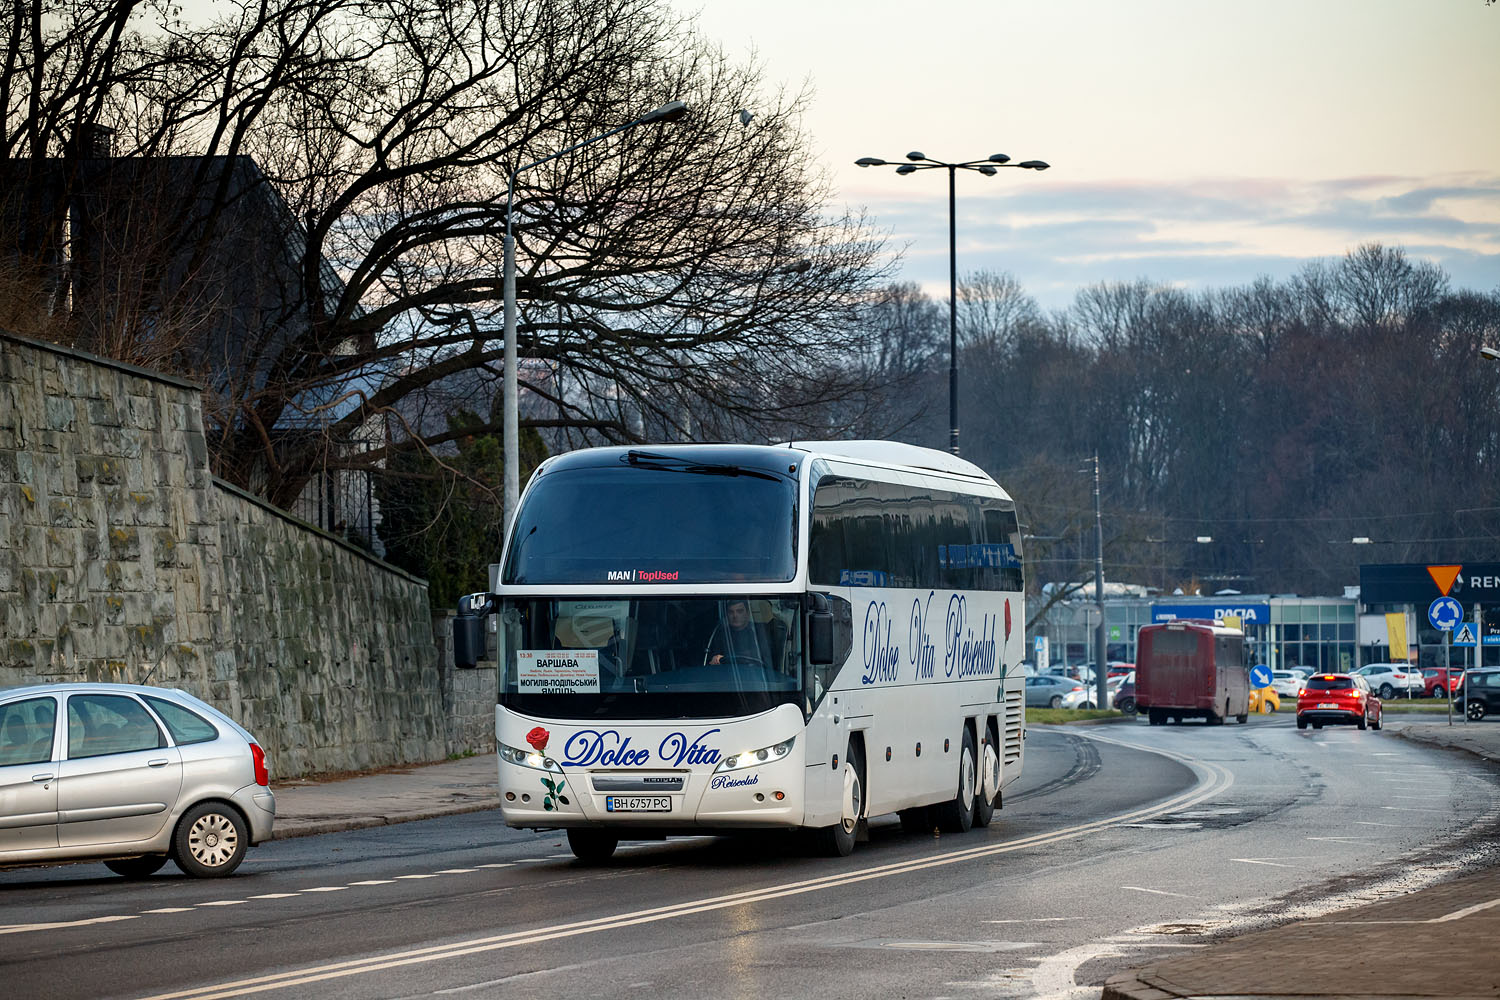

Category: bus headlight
[714, 736, 795, 773]
[499, 742, 563, 773]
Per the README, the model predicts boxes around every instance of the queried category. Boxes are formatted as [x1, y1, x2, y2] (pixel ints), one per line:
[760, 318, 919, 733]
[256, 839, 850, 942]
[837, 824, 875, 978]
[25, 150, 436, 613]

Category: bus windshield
[503, 461, 797, 585]
[496, 596, 805, 719]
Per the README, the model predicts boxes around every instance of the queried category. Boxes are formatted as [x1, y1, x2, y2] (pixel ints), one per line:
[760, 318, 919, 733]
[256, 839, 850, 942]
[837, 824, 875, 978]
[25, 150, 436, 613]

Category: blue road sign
[1250, 664, 1273, 689]
[1429, 597, 1463, 632]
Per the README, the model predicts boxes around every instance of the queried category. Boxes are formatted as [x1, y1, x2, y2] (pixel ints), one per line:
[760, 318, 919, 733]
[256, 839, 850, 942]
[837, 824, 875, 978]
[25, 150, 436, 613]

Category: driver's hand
[709, 654, 723, 664]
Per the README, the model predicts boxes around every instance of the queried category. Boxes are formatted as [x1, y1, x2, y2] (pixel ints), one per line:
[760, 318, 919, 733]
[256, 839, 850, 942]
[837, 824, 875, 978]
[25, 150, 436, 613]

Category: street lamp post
[1092, 452, 1107, 711]
[502, 100, 689, 531]
[855, 151, 1048, 455]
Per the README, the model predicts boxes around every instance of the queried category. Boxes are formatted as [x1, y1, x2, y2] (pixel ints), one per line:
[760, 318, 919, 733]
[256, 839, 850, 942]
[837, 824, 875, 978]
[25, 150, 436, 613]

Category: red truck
[1135, 619, 1252, 726]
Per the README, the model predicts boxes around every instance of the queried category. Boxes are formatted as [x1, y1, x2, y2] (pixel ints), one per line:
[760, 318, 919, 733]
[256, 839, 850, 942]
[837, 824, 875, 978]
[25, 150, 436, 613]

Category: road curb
[271, 799, 501, 840]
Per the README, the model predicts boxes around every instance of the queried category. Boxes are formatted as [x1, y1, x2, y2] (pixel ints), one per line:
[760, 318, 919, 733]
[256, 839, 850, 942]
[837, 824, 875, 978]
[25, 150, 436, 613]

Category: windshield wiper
[622, 450, 782, 482]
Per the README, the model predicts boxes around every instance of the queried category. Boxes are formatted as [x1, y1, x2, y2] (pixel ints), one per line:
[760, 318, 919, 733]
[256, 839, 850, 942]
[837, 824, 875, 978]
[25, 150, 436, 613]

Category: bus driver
[705, 599, 784, 671]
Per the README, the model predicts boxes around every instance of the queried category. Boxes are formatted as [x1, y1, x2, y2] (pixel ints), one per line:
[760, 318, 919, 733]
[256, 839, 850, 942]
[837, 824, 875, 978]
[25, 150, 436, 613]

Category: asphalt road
[3, 715, 1498, 1000]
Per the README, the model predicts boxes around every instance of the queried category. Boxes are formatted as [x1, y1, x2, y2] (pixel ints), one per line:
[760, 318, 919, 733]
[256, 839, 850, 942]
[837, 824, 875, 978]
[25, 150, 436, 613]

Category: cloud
[857, 173, 1500, 308]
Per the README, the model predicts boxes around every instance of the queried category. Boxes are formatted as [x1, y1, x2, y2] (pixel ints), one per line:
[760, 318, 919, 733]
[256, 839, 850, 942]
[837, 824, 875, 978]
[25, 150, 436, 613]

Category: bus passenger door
[802, 694, 850, 828]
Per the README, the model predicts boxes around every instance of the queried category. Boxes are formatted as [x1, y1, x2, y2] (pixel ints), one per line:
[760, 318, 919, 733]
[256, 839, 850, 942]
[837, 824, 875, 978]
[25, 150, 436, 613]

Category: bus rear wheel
[973, 721, 1000, 828]
[935, 729, 977, 834]
[566, 828, 618, 864]
[816, 744, 864, 857]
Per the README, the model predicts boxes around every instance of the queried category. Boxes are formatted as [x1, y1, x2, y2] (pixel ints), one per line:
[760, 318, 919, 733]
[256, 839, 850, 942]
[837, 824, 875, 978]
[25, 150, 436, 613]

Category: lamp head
[1481, 346, 1500, 361]
[988, 153, 1011, 164]
[978, 165, 997, 176]
[641, 100, 689, 124]
[738, 109, 753, 126]
[895, 164, 917, 175]
[1017, 159, 1050, 170]
[855, 156, 887, 167]
[905, 151, 926, 161]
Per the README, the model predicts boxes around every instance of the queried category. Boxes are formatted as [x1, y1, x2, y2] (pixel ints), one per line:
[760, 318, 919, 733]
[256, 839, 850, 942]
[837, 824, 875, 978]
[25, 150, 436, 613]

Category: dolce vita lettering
[561, 728, 723, 767]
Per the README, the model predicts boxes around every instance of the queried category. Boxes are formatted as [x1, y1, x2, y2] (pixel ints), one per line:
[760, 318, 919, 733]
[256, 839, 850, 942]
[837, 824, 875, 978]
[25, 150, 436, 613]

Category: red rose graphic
[1004, 599, 1012, 641]
[525, 727, 550, 754]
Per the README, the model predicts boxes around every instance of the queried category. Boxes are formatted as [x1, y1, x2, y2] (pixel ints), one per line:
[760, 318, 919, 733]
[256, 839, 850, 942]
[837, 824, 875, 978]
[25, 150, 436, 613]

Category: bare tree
[4, 0, 892, 510]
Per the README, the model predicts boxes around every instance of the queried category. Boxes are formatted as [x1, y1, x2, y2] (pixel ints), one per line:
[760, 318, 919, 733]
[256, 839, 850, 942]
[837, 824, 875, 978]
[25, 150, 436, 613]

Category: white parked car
[1270, 670, 1306, 698]
[1353, 663, 1424, 699]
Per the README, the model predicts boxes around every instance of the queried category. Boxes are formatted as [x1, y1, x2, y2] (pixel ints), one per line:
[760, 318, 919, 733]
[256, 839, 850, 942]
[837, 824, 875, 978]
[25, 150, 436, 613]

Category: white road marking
[1121, 886, 1197, 898]
[473, 864, 512, 869]
[301, 887, 346, 893]
[127, 734, 1235, 1000]
[1432, 895, 1500, 922]
[1230, 858, 1303, 867]
[142, 908, 195, 913]
[248, 894, 301, 899]
[198, 900, 247, 907]
[437, 869, 477, 874]
[0, 914, 138, 935]
[346, 880, 394, 886]
[394, 874, 439, 879]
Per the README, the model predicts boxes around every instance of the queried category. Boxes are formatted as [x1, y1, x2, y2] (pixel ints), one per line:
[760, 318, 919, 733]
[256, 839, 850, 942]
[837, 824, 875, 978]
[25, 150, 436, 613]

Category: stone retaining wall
[0, 328, 479, 776]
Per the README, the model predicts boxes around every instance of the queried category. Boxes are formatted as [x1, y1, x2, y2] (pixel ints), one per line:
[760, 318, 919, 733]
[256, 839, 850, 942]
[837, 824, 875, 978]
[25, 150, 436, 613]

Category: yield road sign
[1428, 596, 1463, 632]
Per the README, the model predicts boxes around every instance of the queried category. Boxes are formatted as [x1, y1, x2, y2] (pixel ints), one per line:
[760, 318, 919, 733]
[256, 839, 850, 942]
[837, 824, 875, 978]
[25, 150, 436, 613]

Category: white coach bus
[453, 441, 1027, 861]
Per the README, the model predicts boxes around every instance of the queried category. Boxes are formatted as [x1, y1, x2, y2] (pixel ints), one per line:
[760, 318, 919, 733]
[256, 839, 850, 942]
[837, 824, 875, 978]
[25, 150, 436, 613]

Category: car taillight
[251, 743, 269, 786]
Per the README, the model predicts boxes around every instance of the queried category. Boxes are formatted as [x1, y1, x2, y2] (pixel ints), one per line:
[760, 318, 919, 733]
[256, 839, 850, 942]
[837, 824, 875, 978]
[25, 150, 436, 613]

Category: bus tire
[816, 744, 864, 857]
[973, 720, 1000, 828]
[566, 828, 618, 864]
[935, 728, 977, 834]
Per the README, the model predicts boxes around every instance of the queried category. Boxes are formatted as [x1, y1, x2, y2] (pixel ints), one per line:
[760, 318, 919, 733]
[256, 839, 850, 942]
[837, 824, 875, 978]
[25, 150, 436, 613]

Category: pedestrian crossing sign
[1452, 623, 1478, 646]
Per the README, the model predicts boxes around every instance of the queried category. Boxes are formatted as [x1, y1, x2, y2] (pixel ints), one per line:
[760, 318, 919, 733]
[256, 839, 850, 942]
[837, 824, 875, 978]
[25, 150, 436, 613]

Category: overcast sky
[678, 0, 1500, 309]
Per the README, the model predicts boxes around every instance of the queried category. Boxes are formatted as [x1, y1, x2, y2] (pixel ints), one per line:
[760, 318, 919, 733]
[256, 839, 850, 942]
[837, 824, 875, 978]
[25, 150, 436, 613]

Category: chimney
[69, 124, 115, 158]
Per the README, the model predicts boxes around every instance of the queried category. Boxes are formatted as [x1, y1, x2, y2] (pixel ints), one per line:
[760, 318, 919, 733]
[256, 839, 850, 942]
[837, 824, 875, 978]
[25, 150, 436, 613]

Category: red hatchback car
[1297, 673, 1382, 731]
[1423, 667, 1464, 698]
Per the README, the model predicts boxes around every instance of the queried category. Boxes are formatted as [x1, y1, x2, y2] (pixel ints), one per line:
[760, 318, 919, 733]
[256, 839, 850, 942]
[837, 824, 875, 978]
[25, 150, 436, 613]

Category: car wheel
[1372, 710, 1382, 731]
[1049, 695, 1062, 709]
[1118, 696, 1136, 715]
[1357, 711, 1367, 730]
[172, 802, 249, 878]
[935, 728, 977, 834]
[1296, 716, 1307, 730]
[1081, 701, 1096, 711]
[1379, 683, 1395, 699]
[1469, 701, 1486, 721]
[104, 855, 168, 879]
[567, 828, 619, 863]
[816, 743, 864, 856]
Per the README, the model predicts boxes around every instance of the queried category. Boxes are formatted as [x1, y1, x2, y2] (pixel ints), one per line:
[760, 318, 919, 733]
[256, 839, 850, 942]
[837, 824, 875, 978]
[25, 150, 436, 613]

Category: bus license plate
[605, 796, 671, 813]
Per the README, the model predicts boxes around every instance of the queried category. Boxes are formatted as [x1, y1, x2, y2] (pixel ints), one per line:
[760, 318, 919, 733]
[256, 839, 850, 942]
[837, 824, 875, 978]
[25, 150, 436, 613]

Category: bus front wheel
[816, 744, 864, 857]
[936, 728, 977, 834]
[566, 828, 618, 864]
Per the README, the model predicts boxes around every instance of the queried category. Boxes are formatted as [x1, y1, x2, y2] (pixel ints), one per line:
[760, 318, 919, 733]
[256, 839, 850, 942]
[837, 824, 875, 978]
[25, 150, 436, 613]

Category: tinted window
[67, 694, 166, 758]
[0, 697, 57, 766]
[809, 472, 1023, 592]
[504, 463, 797, 585]
[144, 696, 220, 746]
[1305, 676, 1354, 691]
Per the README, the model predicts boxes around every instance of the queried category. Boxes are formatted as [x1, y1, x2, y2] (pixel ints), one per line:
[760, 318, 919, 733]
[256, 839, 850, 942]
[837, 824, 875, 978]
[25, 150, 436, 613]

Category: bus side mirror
[453, 592, 495, 669]
[809, 594, 834, 665]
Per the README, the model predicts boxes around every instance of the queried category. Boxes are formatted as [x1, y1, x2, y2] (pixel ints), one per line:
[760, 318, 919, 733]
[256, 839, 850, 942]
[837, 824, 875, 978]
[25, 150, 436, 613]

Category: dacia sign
[1152, 603, 1270, 624]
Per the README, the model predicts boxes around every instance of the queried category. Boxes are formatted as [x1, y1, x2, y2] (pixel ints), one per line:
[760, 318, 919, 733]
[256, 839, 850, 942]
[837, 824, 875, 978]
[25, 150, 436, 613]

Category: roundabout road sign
[1428, 596, 1463, 632]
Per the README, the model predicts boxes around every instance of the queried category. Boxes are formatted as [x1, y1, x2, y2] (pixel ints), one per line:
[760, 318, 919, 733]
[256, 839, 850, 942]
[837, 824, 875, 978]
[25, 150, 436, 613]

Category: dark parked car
[1455, 669, 1500, 720]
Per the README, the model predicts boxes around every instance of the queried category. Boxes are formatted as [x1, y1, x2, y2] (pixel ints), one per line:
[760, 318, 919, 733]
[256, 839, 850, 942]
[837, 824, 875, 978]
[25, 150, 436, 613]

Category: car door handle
[147, 758, 170, 768]
[32, 773, 55, 783]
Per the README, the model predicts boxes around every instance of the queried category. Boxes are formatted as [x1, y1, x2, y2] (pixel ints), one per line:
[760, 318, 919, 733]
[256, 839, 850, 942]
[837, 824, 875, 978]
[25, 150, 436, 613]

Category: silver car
[1025, 674, 1093, 709]
[0, 682, 275, 878]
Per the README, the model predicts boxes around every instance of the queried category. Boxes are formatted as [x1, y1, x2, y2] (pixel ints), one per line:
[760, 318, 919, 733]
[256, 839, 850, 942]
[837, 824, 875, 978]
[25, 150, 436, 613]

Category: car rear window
[1305, 676, 1354, 691]
[144, 696, 220, 746]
